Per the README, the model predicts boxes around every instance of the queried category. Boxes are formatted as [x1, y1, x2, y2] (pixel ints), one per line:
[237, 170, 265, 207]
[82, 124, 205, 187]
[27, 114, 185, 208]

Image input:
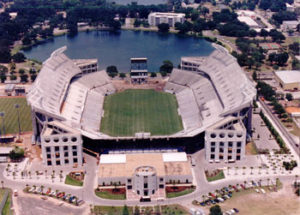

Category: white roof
[0, 147, 13, 154]
[238, 16, 259, 27]
[163, 152, 187, 162]
[237, 10, 256, 17]
[100, 154, 126, 164]
[275, 70, 300, 84]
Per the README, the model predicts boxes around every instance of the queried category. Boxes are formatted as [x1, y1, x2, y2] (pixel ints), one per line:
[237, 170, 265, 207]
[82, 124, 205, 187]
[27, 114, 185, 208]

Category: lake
[23, 30, 215, 72]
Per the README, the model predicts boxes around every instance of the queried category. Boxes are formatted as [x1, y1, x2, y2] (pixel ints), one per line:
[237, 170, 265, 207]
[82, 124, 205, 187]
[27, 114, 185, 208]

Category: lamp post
[0, 112, 5, 137]
[15, 104, 21, 139]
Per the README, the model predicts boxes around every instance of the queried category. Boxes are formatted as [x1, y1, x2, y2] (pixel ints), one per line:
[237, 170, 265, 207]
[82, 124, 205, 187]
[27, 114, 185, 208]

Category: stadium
[27, 44, 256, 166]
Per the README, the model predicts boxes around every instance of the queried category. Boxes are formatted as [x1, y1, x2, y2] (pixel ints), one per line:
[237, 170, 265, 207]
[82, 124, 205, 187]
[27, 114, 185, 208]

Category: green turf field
[0, 97, 32, 135]
[100, 89, 183, 136]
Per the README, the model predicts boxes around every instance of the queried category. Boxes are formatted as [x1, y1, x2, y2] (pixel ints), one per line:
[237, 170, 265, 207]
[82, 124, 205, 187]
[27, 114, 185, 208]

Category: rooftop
[237, 16, 259, 27]
[98, 153, 191, 178]
[275, 70, 300, 84]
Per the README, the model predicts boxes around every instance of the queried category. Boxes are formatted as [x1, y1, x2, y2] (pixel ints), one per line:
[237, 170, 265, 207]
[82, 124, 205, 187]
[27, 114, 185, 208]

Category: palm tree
[45, 170, 47, 179]
[12, 172, 16, 180]
[41, 185, 44, 195]
[227, 167, 231, 175]
[235, 166, 239, 175]
[59, 173, 63, 182]
[250, 167, 254, 175]
[1, 181, 4, 189]
[6, 167, 9, 176]
[258, 166, 262, 175]
[295, 175, 298, 184]
[266, 166, 269, 175]
[36, 171, 39, 179]
[244, 181, 247, 189]
[28, 171, 31, 179]
[242, 166, 246, 175]
[21, 171, 24, 179]
[25, 184, 29, 192]
[202, 194, 206, 203]
[51, 174, 55, 183]
[259, 179, 262, 187]
[267, 178, 270, 187]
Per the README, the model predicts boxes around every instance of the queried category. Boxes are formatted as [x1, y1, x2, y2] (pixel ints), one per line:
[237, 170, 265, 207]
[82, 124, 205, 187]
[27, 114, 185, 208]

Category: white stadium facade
[27, 44, 256, 167]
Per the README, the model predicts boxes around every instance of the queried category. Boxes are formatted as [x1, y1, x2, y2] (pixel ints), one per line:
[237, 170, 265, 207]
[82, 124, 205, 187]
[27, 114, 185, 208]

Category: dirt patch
[202, 183, 300, 215]
[286, 106, 300, 114]
[112, 77, 167, 92]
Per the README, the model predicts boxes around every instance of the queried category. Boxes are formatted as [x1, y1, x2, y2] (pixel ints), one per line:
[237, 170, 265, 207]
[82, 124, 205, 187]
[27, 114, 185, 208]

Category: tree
[252, 71, 257, 81]
[9, 146, 24, 161]
[209, 205, 222, 215]
[134, 206, 140, 215]
[289, 42, 299, 55]
[150, 72, 157, 77]
[160, 60, 173, 73]
[30, 74, 37, 82]
[0, 74, 6, 83]
[119, 73, 126, 78]
[260, 29, 269, 39]
[20, 74, 29, 83]
[123, 205, 129, 215]
[19, 69, 25, 75]
[157, 23, 169, 33]
[12, 52, 26, 63]
[0, 49, 11, 63]
[106, 65, 118, 78]
[286, 93, 293, 101]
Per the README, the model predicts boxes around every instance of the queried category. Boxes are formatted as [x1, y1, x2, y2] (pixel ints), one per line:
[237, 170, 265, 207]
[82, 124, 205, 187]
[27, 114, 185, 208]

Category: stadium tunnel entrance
[82, 132, 205, 155]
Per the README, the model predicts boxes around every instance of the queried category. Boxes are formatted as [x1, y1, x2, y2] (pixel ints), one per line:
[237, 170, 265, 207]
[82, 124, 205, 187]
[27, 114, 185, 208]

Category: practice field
[0, 97, 32, 135]
[100, 89, 183, 136]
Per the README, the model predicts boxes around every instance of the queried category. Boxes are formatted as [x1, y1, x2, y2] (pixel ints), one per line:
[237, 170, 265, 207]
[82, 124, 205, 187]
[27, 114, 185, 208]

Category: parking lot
[15, 192, 88, 215]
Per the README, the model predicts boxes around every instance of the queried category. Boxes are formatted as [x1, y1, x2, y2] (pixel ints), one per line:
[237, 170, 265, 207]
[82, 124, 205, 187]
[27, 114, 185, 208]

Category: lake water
[23, 30, 215, 72]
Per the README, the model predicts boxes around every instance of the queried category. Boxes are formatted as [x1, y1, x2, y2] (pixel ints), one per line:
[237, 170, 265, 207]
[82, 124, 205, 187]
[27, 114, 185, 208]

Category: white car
[217, 197, 224, 202]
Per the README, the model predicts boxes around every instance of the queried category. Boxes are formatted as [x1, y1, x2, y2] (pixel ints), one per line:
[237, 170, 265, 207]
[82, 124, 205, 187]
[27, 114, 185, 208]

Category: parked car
[217, 197, 224, 202]
[233, 208, 239, 213]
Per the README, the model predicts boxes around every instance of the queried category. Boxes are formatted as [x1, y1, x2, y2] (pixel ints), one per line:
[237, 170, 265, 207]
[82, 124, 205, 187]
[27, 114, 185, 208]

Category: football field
[100, 89, 183, 136]
[0, 97, 32, 135]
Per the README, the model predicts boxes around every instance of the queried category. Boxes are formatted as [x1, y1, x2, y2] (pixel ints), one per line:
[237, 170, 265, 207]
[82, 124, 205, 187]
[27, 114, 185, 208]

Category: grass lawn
[246, 141, 258, 155]
[93, 206, 133, 215]
[161, 205, 190, 215]
[206, 170, 225, 182]
[166, 187, 195, 198]
[64, 175, 83, 187]
[95, 190, 126, 200]
[101, 89, 183, 136]
[0, 97, 32, 135]
[0, 188, 12, 215]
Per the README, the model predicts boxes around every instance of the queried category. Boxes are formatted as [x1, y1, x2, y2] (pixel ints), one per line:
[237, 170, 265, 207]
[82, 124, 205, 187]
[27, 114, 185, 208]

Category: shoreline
[14, 25, 222, 55]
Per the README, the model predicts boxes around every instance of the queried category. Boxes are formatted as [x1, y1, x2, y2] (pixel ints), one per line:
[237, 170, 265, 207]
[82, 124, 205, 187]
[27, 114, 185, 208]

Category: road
[1, 151, 298, 209]
[258, 98, 300, 157]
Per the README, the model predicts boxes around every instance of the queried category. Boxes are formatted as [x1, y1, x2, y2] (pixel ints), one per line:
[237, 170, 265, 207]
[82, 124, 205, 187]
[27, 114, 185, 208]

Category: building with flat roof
[275, 70, 300, 91]
[281, 20, 299, 32]
[98, 152, 192, 197]
[237, 16, 260, 28]
[148, 12, 185, 27]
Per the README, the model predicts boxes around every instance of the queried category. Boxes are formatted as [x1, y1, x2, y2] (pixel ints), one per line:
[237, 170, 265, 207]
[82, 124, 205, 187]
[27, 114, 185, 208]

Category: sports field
[100, 89, 183, 136]
[0, 97, 32, 135]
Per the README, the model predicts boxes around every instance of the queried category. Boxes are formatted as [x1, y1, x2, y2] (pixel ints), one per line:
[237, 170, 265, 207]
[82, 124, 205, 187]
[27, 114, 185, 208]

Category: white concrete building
[275, 70, 300, 91]
[148, 12, 185, 27]
[281, 20, 299, 32]
[98, 152, 192, 197]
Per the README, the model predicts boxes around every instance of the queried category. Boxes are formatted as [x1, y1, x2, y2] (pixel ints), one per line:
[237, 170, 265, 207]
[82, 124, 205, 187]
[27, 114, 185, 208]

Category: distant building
[281, 20, 299, 32]
[238, 16, 260, 29]
[275, 70, 300, 91]
[98, 152, 192, 198]
[148, 12, 185, 27]
[286, 3, 295, 12]
[130, 58, 148, 84]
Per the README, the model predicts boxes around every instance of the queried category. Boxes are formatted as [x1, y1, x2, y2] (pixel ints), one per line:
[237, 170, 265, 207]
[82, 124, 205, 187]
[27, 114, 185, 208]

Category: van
[191, 158, 196, 167]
